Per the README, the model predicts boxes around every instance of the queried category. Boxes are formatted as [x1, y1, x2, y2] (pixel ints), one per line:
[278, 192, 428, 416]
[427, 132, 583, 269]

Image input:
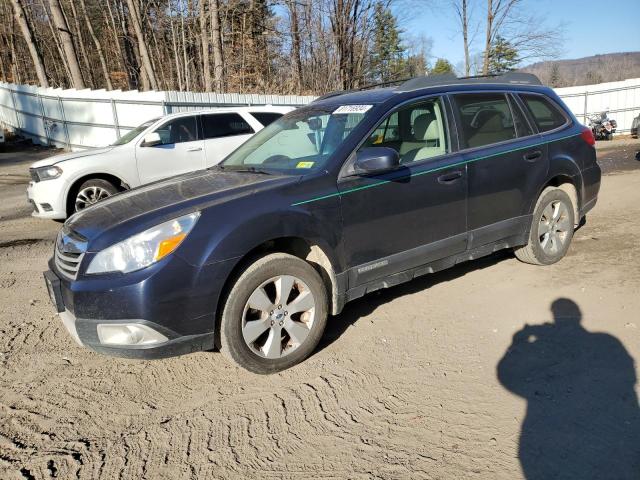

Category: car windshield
[111, 118, 159, 146]
[220, 106, 372, 173]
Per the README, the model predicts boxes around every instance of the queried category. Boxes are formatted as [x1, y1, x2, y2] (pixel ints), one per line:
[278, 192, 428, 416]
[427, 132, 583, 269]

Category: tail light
[580, 126, 595, 146]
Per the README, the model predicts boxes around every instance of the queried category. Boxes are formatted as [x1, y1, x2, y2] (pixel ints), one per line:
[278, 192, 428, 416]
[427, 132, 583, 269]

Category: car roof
[310, 72, 548, 108]
[162, 105, 294, 120]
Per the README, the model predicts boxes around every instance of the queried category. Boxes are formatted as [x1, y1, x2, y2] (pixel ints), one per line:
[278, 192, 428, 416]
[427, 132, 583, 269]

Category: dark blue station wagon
[45, 72, 601, 373]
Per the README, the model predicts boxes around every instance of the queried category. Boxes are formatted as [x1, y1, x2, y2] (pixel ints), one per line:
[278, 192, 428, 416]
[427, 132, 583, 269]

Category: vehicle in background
[44, 72, 601, 373]
[26, 106, 294, 220]
[631, 113, 639, 138]
[0, 128, 5, 144]
[588, 110, 616, 140]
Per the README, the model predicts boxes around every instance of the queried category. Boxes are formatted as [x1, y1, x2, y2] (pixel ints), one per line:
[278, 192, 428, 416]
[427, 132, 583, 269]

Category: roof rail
[396, 71, 542, 92]
[313, 77, 410, 103]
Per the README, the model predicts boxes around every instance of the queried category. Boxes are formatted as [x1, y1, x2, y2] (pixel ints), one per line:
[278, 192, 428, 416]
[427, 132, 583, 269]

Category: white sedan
[27, 106, 293, 220]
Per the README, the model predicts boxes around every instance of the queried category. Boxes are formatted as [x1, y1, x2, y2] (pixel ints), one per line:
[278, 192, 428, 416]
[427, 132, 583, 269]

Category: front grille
[54, 229, 87, 280]
[29, 169, 39, 182]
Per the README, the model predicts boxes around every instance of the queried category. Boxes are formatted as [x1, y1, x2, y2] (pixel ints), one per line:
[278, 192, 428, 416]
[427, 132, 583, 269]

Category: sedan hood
[30, 147, 115, 168]
[66, 168, 299, 244]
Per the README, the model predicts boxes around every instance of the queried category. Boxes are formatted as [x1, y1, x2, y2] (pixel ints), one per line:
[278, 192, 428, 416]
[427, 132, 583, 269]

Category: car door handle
[437, 171, 463, 184]
[524, 150, 542, 162]
[187, 147, 203, 152]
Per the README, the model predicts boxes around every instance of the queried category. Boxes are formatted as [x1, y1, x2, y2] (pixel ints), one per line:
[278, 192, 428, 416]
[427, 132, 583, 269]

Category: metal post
[9, 88, 21, 131]
[58, 97, 71, 150]
[111, 99, 120, 139]
[583, 91, 589, 125]
[162, 99, 168, 115]
[37, 92, 50, 146]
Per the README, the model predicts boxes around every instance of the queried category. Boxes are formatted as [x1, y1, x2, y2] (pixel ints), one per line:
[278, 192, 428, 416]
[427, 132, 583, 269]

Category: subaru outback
[44, 73, 601, 373]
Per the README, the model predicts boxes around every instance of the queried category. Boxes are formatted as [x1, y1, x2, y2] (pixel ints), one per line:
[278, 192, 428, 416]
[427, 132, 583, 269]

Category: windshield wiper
[219, 165, 272, 175]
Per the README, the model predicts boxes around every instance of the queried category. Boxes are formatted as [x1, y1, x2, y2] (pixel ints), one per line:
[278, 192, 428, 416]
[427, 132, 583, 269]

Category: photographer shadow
[497, 298, 640, 479]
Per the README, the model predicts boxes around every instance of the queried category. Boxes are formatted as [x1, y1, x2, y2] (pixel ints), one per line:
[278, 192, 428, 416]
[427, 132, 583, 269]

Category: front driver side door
[136, 115, 205, 184]
[339, 96, 468, 287]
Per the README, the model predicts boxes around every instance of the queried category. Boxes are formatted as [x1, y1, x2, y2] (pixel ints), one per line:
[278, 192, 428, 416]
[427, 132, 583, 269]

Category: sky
[401, 0, 640, 68]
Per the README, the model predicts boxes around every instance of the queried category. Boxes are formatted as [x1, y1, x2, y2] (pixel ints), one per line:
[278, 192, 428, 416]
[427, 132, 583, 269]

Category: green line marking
[291, 133, 581, 207]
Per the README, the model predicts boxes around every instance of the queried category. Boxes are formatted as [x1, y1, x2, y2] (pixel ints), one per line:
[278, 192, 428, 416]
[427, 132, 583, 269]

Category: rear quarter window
[250, 112, 284, 127]
[519, 94, 568, 132]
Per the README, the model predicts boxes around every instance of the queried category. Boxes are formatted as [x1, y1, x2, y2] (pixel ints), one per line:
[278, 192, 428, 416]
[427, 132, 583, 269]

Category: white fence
[0, 84, 315, 150]
[1, 78, 639, 151]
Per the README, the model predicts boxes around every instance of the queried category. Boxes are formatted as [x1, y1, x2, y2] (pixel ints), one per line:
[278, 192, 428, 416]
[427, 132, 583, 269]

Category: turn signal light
[155, 233, 187, 261]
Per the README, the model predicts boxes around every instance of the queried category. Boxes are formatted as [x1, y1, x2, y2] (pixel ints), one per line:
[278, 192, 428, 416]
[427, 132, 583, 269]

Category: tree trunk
[210, 0, 224, 92]
[462, 0, 470, 76]
[48, 0, 85, 88]
[10, 0, 48, 87]
[78, 0, 112, 89]
[287, 0, 303, 93]
[125, 0, 158, 90]
[67, 0, 94, 88]
[482, 0, 493, 75]
[199, 0, 211, 91]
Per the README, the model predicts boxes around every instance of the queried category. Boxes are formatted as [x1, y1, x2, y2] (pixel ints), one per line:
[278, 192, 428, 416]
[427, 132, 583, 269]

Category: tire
[220, 253, 328, 374]
[515, 188, 575, 266]
[72, 178, 118, 213]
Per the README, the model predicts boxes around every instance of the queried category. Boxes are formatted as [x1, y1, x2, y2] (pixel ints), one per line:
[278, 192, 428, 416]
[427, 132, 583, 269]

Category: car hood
[30, 146, 115, 168]
[65, 168, 300, 245]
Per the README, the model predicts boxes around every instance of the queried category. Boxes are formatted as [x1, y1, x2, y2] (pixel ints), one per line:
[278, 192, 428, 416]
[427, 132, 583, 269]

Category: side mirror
[353, 147, 400, 174]
[141, 132, 162, 147]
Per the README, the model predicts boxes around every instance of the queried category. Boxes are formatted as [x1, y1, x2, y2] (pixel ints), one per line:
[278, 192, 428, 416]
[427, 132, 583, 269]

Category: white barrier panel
[0, 80, 637, 151]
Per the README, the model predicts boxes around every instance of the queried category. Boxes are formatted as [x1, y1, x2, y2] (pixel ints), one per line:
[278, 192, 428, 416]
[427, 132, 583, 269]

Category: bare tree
[450, 0, 471, 75]
[210, 0, 224, 92]
[10, 0, 48, 87]
[48, 0, 85, 88]
[125, 0, 158, 90]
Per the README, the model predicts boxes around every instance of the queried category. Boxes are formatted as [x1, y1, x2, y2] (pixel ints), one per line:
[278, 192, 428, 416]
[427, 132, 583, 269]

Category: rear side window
[201, 113, 254, 139]
[251, 112, 283, 127]
[453, 93, 517, 149]
[519, 94, 567, 132]
[509, 96, 534, 137]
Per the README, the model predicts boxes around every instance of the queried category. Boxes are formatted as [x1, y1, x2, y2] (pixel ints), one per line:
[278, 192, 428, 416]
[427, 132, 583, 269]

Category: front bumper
[45, 252, 237, 359]
[27, 179, 67, 219]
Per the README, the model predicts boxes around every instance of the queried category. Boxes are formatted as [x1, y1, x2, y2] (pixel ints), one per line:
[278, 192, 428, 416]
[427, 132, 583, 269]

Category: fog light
[97, 323, 168, 346]
[40, 203, 53, 212]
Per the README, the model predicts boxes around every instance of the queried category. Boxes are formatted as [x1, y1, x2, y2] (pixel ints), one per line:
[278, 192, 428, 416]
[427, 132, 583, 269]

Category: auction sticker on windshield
[334, 105, 373, 114]
[296, 161, 315, 169]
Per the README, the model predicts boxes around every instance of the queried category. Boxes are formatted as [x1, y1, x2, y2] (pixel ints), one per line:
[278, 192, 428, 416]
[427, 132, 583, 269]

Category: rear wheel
[515, 188, 575, 265]
[220, 253, 328, 374]
[73, 178, 118, 213]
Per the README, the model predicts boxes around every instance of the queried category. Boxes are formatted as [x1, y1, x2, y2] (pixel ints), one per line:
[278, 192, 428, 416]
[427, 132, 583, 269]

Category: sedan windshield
[111, 118, 159, 146]
[221, 106, 372, 173]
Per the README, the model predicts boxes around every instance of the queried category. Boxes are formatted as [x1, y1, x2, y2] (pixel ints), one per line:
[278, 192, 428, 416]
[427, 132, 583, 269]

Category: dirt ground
[1, 140, 639, 479]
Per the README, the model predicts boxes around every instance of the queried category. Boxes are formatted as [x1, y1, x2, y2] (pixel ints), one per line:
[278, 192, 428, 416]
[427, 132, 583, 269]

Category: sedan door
[339, 96, 468, 287]
[135, 115, 205, 184]
[201, 113, 256, 166]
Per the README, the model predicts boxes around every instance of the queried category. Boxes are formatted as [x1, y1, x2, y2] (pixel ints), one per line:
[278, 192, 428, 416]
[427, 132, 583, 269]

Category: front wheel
[73, 178, 118, 213]
[220, 253, 328, 374]
[515, 188, 575, 265]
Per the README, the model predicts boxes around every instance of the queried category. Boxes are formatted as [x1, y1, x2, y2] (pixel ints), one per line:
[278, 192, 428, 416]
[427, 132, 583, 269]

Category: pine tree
[549, 63, 563, 87]
[370, 2, 405, 84]
[431, 58, 454, 75]
[488, 36, 519, 74]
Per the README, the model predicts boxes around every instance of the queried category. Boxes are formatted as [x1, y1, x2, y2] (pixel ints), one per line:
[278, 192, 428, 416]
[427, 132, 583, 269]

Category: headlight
[86, 212, 200, 274]
[33, 165, 63, 181]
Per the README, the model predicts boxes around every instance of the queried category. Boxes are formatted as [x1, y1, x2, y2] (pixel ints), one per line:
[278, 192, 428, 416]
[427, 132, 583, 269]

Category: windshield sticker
[296, 161, 315, 169]
[333, 105, 373, 114]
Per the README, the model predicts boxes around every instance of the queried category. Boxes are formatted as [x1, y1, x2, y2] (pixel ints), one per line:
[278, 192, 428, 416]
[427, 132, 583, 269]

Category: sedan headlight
[86, 212, 200, 274]
[33, 165, 63, 181]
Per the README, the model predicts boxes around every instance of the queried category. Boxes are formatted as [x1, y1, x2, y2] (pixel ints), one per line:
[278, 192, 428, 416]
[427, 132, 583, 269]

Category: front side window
[361, 97, 449, 164]
[202, 113, 253, 139]
[221, 107, 371, 172]
[112, 118, 158, 146]
[520, 94, 567, 132]
[154, 116, 198, 145]
[454, 93, 517, 149]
